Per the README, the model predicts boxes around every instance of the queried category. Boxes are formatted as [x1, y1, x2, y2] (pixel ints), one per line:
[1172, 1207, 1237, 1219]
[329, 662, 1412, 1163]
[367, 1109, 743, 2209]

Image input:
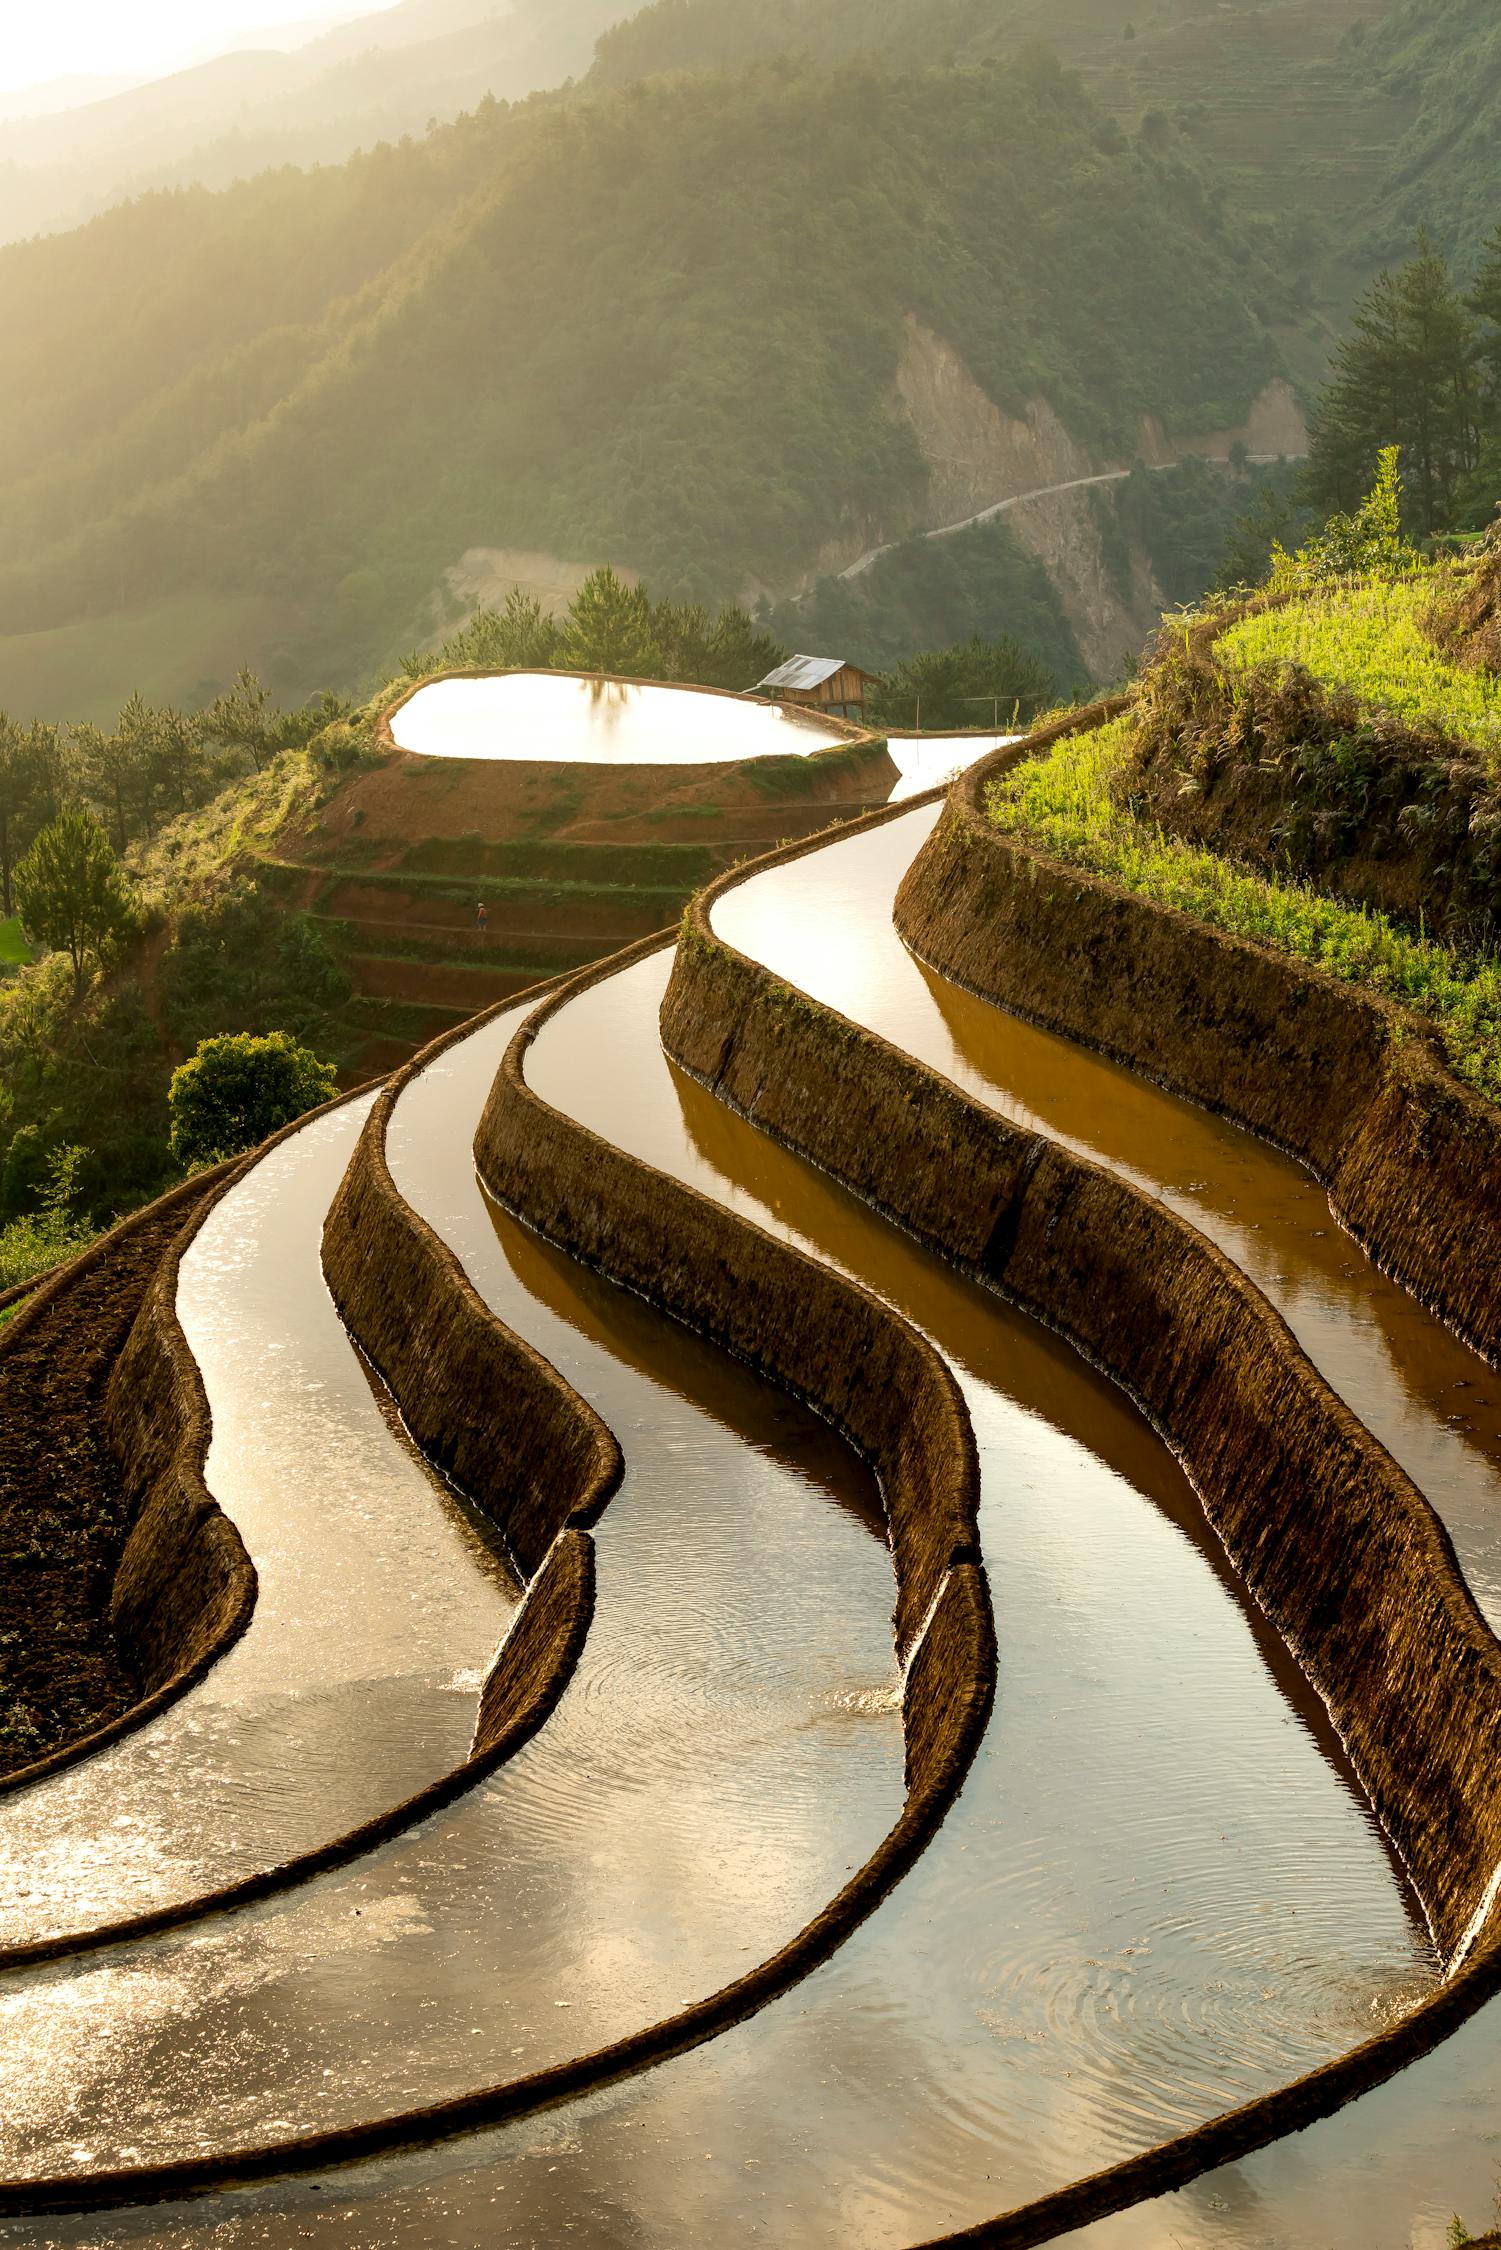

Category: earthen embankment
[475, 938, 983, 1660]
[322, 995, 623, 1573]
[0, 1166, 242, 1785]
[893, 720, 1501, 1366]
[659, 809, 1501, 2243]
[667, 842, 1501, 1956]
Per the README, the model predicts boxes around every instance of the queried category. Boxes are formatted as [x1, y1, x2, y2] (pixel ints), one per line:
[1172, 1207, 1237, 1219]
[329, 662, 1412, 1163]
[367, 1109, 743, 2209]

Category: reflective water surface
[4, 789, 1488, 2244]
[10, 938, 1437, 2244]
[0, 1101, 518, 1943]
[389, 672, 846, 766]
[0, 1008, 902, 2179]
[713, 806, 1501, 1632]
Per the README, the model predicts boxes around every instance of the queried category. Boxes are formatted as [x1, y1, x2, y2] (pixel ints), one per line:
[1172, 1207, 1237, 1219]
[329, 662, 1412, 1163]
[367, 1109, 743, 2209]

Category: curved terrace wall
[0, 1164, 248, 1789]
[893, 713, 1501, 1369]
[474, 936, 985, 1664]
[661, 807, 1501, 2240]
[323, 997, 624, 1577]
[0, 944, 996, 2219]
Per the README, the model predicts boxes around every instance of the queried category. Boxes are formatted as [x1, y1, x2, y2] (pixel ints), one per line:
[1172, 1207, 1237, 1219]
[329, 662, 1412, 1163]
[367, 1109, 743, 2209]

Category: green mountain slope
[1350, 0, 1501, 274]
[596, 0, 1497, 305]
[0, 48, 1288, 707]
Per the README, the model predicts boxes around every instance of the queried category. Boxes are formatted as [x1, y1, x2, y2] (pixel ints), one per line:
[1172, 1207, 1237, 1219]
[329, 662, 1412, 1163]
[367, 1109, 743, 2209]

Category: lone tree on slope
[13, 807, 137, 997]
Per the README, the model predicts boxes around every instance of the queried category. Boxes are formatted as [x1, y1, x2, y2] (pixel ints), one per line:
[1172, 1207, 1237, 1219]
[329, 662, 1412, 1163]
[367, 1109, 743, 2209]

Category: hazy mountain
[0, 75, 145, 125]
[0, 0, 626, 245]
[0, 43, 1292, 710]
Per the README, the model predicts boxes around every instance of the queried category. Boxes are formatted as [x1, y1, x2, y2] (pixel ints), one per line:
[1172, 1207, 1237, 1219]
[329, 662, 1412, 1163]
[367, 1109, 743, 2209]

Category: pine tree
[0, 720, 62, 921]
[1306, 236, 1480, 536]
[554, 568, 664, 679]
[13, 809, 137, 998]
[1470, 224, 1501, 410]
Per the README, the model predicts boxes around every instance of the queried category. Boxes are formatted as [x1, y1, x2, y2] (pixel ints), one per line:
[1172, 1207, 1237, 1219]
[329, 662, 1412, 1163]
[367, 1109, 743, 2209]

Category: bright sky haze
[0, 3, 397, 96]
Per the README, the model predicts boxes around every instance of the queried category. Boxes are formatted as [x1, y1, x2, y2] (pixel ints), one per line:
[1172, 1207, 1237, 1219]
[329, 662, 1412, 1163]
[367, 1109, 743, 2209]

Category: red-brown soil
[269, 742, 895, 1079]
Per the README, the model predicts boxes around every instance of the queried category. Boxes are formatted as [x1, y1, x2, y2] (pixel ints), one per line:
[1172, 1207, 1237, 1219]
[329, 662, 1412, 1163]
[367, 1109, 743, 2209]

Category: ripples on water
[0, 780, 1481, 2244]
[0, 1101, 516, 1946]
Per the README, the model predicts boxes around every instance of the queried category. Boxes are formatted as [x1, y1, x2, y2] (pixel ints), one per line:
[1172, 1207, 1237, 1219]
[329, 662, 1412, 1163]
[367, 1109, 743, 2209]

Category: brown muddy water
[0, 795, 1484, 2247]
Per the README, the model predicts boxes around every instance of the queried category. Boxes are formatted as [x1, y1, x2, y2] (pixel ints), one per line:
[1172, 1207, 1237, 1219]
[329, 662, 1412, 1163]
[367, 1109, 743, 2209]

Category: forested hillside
[598, 0, 1500, 307]
[1348, 0, 1501, 273]
[0, 46, 1289, 712]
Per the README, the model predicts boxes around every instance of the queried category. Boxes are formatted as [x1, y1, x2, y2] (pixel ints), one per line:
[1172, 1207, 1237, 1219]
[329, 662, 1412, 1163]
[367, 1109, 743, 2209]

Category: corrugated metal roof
[756, 654, 849, 693]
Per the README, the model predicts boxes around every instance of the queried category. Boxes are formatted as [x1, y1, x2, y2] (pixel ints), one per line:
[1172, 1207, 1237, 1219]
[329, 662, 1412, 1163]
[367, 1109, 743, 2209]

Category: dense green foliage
[168, 1031, 339, 1168]
[1305, 235, 1501, 536]
[412, 571, 782, 690]
[1114, 457, 1306, 609]
[0, 1148, 94, 1294]
[868, 637, 1055, 731]
[988, 717, 1501, 1102]
[0, 676, 351, 919]
[0, 48, 1287, 705]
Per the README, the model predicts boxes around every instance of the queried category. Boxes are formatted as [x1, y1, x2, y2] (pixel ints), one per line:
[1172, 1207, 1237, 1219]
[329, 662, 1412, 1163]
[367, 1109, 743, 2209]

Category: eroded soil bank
[0, 1181, 219, 1775]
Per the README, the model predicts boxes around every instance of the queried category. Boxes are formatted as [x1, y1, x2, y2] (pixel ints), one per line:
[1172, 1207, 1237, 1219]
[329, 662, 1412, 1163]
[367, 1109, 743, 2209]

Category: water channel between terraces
[6, 918, 1436, 2244]
[0, 779, 1488, 2246]
[0, 1098, 521, 1943]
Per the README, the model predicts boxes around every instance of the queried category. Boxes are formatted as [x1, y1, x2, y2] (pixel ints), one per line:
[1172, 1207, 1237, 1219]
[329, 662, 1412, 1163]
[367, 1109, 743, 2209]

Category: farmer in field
[475, 900, 489, 942]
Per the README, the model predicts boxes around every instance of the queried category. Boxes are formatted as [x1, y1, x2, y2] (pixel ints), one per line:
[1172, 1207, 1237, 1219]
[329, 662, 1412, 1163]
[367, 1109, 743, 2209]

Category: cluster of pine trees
[410, 570, 783, 692]
[1305, 229, 1501, 538]
[0, 675, 345, 921]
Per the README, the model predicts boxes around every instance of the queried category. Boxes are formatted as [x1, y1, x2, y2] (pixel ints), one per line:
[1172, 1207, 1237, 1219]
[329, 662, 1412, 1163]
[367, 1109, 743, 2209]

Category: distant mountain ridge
[0, 40, 1292, 710]
[0, 0, 624, 245]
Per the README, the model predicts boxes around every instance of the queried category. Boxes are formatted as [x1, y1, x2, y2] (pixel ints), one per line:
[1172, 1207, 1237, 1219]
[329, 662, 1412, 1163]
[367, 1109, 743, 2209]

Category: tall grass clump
[987, 719, 1501, 1100]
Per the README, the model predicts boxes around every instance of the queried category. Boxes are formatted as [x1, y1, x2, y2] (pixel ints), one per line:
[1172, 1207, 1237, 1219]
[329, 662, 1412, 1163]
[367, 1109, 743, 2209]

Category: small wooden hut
[755, 655, 878, 722]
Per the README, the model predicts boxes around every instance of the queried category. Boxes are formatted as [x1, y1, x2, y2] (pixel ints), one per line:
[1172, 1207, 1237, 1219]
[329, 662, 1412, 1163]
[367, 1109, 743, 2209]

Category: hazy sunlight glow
[0, 2, 398, 95]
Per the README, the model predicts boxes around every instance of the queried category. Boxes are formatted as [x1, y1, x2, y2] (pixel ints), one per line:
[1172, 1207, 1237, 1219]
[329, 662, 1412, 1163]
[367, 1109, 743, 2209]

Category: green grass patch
[0, 919, 30, 970]
[0, 1210, 93, 1295]
[988, 718, 1501, 1102]
[1217, 576, 1501, 756]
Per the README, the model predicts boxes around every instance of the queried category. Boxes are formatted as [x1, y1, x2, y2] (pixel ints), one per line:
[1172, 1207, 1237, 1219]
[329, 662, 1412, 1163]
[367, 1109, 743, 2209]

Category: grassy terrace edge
[1216, 570, 1501, 754]
[987, 714, 1501, 1101]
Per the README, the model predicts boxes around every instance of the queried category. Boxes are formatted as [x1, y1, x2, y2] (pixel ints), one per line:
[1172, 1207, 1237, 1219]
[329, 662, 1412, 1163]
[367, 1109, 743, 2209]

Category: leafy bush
[1269, 447, 1420, 590]
[168, 1031, 338, 1168]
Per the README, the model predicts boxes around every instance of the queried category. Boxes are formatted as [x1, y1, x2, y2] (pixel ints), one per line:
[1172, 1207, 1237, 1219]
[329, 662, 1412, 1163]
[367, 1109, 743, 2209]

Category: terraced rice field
[3, 695, 1500, 2245]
